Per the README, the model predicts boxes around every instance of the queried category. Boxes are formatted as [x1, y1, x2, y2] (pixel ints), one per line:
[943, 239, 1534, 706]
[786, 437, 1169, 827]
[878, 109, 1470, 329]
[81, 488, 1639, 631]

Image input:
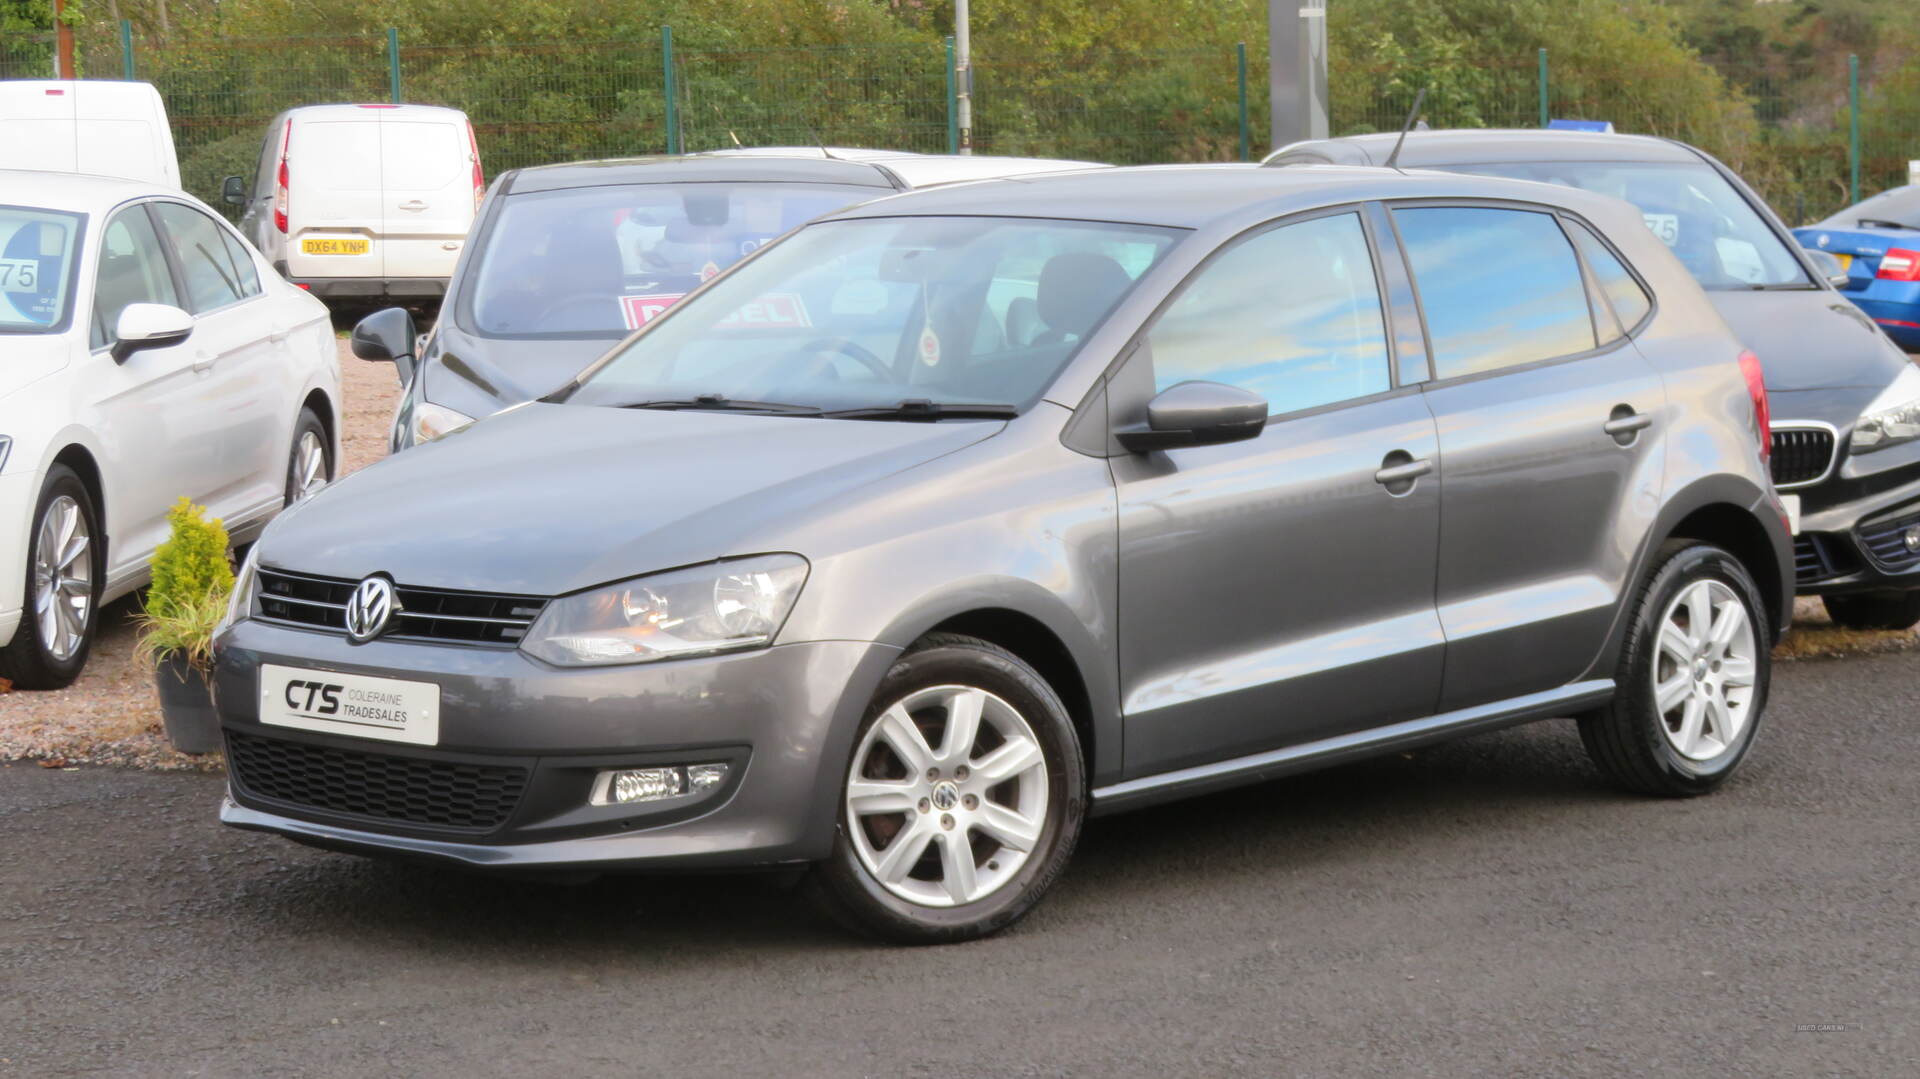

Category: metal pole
[945, 37, 959, 155]
[1849, 54, 1861, 206]
[1236, 43, 1251, 162]
[1538, 48, 1550, 128]
[52, 0, 76, 78]
[387, 28, 401, 103]
[955, 0, 972, 154]
[663, 26, 680, 155]
[120, 19, 135, 80]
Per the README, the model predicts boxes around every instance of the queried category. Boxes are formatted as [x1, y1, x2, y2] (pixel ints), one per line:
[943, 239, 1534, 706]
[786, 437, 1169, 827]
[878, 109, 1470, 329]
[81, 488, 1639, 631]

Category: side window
[220, 229, 263, 298]
[1567, 220, 1652, 334]
[1394, 207, 1597, 379]
[1147, 212, 1392, 415]
[151, 202, 248, 312]
[92, 206, 180, 350]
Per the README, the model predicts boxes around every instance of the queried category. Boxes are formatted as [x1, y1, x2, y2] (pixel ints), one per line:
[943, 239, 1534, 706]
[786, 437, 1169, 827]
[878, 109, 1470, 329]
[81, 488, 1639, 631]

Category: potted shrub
[136, 499, 234, 755]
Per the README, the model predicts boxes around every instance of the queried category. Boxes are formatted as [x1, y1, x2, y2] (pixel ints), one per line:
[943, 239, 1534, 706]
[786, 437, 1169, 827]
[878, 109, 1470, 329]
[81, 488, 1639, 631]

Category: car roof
[280, 103, 470, 122]
[500, 150, 1111, 196]
[1266, 129, 1707, 168]
[817, 162, 1631, 231]
[0, 166, 185, 211]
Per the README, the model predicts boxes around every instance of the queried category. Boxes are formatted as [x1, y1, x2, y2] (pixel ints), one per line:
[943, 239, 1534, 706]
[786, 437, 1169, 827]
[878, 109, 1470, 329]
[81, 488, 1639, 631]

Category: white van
[0, 80, 180, 188]
[227, 104, 483, 301]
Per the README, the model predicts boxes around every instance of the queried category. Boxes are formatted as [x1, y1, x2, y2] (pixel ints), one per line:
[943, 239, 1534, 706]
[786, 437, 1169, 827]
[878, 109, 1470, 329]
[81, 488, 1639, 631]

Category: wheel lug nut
[955, 766, 970, 780]
[962, 794, 978, 810]
[926, 768, 940, 781]
[940, 814, 954, 830]
[917, 798, 930, 814]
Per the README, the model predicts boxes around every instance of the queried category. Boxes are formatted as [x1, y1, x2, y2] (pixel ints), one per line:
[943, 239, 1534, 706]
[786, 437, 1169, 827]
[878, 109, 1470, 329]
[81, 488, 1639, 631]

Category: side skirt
[1088, 679, 1615, 816]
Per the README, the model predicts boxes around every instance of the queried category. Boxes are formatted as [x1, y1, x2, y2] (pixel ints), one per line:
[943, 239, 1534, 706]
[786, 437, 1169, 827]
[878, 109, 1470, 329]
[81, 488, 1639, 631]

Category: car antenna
[807, 127, 841, 161]
[1383, 86, 1430, 172]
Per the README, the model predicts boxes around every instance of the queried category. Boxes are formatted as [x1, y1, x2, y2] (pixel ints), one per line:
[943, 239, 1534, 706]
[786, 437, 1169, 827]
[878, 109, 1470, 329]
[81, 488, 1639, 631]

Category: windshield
[0, 205, 83, 333]
[1816, 185, 1920, 230]
[1452, 161, 1808, 288]
[567, 215, 1179, 414]
[463, 182, 883, 337]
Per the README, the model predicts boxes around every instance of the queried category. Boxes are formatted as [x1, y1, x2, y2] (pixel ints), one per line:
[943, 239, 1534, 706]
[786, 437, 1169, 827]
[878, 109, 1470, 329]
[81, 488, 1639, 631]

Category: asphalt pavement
[2, 652, 1915, 1077]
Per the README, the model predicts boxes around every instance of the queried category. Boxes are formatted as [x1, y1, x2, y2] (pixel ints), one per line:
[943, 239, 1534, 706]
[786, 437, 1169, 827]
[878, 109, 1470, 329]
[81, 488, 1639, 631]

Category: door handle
[398, 199, 428, 211]
[1604, 406, 1654, 445]
[1374, 452, 1433, 493]
[191, 353, 215, 374]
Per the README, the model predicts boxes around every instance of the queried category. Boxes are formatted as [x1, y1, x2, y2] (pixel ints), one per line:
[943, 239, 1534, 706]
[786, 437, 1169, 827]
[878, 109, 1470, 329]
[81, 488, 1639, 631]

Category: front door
[1113, 209, 1446, 777]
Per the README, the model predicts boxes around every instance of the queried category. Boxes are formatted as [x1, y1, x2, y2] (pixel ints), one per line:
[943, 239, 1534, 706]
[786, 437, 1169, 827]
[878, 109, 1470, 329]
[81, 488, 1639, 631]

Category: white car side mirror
[112, 302, 193, 364]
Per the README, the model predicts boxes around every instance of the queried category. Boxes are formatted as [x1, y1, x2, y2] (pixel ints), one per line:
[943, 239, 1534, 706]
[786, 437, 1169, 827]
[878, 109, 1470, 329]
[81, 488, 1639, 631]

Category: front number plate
[259, 664, 440, 745]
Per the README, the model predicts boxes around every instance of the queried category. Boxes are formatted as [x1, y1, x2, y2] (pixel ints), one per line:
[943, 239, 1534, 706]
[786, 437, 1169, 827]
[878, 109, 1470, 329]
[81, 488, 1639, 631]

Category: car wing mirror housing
[1802, 248, 1851, 288]
[110, 302, 193, 363]
[1116, 380, 1268, 452]
[221, 175, 248, 205]
[351, 306, 421, 382]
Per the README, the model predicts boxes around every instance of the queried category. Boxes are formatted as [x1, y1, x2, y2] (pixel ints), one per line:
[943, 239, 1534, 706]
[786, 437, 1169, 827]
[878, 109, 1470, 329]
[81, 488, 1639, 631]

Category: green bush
[137, 498, 234, 671]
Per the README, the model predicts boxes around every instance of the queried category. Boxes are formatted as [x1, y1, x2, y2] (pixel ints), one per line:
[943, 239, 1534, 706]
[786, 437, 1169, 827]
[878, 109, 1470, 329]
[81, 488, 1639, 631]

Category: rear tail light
[467, 121, 485, 214]
[1876, 248, 1920, 281]
[1738, 349, 1771, 462]
[273, 118, 292, 234]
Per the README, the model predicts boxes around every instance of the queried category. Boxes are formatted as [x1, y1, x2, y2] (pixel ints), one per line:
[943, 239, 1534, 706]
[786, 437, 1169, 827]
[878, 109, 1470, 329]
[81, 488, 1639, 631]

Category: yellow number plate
[1833, 253, 1853, 271]
[301, 237, 370, 256]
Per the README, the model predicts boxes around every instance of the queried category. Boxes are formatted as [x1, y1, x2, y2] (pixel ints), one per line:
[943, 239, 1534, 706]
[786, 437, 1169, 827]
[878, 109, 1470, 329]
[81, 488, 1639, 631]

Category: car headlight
[216, 544, 261, 637]
[412, 401, 477, 445]
[520, 554, 809, 667]
[1851, 364, 1920, 454]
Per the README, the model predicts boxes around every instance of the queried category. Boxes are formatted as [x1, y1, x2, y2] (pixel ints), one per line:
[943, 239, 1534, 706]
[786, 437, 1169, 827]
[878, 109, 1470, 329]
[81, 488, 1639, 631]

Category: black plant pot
[155, 654, 220, 755]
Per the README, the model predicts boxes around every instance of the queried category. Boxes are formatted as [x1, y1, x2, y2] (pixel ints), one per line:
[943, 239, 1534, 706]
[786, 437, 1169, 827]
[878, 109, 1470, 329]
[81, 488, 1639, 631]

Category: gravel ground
[1, 333, 1915, 770]
[0, 338, 400, 770]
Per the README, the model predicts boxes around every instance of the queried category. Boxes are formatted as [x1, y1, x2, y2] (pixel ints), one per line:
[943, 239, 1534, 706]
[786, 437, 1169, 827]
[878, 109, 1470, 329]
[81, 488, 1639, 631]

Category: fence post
[945, 37, 959, 155]
[1849, 54, 1861, 206]
[1537, 48, 1550, 128]
[119, 19, 135, 80]
[662, 25, 680, 155]
[387, 28, 401, 103]
[1237, 42, 1251, 162]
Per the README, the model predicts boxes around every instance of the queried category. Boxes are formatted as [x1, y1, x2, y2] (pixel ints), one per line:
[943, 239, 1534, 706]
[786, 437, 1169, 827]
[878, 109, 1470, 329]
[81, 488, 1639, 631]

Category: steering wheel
[797, 336, 892, 381]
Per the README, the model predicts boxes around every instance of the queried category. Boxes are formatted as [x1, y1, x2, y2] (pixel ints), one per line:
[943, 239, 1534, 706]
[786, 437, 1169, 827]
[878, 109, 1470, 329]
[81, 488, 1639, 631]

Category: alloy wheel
[1651, 579, 1757, 761]
[291, 430, 328, 502]
[845, 684, 1050, 908]
[31, 495, 92, 662]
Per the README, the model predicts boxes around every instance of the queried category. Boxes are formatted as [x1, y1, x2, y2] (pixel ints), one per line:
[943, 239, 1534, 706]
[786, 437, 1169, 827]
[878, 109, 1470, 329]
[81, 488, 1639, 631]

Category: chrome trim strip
[1090, 679, 1616, 814]
[395, 609, 537, 626]
[1770, 420, 1841, 492]
[257, 593, 346, 611]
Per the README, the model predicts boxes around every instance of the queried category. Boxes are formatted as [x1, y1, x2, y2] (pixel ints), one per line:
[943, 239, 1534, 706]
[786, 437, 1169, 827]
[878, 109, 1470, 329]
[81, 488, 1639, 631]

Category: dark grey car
[214, 165, 1793, 942]
[1268, 130, 1920, 630]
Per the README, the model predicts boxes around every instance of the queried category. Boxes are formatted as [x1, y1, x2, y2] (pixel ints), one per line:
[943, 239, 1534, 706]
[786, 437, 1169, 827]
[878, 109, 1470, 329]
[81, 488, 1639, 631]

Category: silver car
[214, 165, 1794, 942]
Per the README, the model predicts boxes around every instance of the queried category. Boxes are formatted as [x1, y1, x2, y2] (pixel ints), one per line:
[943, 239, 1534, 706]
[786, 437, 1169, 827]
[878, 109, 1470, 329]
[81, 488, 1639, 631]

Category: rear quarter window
[1566, 220, 1652, 334]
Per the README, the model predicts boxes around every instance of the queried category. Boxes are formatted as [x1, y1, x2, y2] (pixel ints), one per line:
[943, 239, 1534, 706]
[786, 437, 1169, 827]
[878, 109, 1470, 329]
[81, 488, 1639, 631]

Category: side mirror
[221, 175, 247, 205]
[1116, 380, 1268, 453]
[351, 306, 418, 363]
[1803, 248, 1851, 288]
[110, 302, 193, 363]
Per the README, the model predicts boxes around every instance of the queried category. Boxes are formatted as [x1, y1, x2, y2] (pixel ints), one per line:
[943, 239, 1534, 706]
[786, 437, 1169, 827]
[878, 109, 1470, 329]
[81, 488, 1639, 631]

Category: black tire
[284, 408, 332, 507]
[0, 465, 102, 690]
[1822, 590, 1920, 632]
[809, 633, 1086, 944]
[1578, 541, 1770, 797]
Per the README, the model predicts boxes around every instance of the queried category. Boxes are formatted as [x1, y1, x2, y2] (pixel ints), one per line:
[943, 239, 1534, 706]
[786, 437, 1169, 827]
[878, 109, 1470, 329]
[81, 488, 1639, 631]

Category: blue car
[1794, 185, 1920, 351]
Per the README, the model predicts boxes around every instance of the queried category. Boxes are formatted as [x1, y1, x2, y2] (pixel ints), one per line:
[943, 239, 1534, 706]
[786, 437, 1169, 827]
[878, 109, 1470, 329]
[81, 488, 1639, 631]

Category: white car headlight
[217, 544, 261, 637]
[412, 401, 477, 445]
[1851, 364, 1920, 454]
[520, 554, 809, 667]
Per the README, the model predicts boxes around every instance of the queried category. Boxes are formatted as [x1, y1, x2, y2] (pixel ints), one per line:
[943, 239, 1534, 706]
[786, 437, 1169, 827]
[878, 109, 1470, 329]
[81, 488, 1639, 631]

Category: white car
[0, 169, 340, 688]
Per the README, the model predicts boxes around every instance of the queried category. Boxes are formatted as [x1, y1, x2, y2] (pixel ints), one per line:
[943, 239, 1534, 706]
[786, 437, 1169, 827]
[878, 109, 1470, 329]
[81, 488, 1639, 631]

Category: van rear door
[284, 116, 384, 283]
[378, 114, 472, 281]
[0, 82, 178, 187]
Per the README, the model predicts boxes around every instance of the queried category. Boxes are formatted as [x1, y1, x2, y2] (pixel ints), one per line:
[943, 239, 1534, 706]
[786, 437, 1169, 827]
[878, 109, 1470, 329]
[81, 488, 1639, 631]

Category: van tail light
[1875, 248, 1920, 281]
[273, 118, 292, 234]
[467, 121, 485, 214]
[1738, 349, 1770, 462]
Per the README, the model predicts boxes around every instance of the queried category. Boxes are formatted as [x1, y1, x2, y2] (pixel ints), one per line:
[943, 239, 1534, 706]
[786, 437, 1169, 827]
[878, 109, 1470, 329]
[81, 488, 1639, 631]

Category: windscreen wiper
[1858, 218, 1911, 230]
[621, 394, 822, 415]
[821, 399, 1019, 421]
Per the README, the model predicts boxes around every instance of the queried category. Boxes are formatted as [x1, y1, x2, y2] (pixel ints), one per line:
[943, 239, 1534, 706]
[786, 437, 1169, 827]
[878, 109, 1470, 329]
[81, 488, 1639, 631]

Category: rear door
[283, 114, 384, 282]
[1394, 203, 1668, 711]
[378, 113, 473, 280]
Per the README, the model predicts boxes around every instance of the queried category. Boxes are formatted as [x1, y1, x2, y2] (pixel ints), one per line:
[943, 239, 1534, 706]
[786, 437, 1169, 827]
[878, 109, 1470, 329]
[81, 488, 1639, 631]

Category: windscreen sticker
[717, 293, 811, 329]
[620, 293, 688, 330]
[1642, 213, 1680, 247]
[0, 258, 41, 294]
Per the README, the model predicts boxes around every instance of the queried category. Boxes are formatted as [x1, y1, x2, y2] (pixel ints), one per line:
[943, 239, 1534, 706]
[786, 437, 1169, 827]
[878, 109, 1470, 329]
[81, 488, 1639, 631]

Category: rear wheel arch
[1665, 503, 1785, 633]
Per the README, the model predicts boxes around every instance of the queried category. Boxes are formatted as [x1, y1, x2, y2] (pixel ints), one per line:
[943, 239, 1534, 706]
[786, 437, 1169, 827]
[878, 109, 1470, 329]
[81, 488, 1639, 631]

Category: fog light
[590, 763, 730, 806]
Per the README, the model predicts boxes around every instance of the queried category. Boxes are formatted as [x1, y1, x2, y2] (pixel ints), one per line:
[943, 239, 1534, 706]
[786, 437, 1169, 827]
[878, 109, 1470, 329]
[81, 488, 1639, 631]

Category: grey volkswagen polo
[214, 164, 1794, 943]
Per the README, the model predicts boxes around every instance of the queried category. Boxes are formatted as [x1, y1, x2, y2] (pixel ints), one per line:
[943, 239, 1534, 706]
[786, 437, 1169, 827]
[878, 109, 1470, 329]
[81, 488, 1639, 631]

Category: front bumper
[1839, 282, 1920, 351]
[0, 470, 35, 648]
[214, 618, 899, 870]
[1793, 490, 1920, 596]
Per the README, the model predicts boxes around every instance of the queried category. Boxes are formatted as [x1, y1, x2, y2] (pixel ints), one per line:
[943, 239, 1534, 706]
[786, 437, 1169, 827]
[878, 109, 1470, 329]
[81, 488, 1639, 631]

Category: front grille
[255, 568, 547, 646]
[226, 730, 528, 833]
[1794, 533, 1853, 584]
[1770, 427, 1836, 489]
[1857, 508, 1920, 572]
